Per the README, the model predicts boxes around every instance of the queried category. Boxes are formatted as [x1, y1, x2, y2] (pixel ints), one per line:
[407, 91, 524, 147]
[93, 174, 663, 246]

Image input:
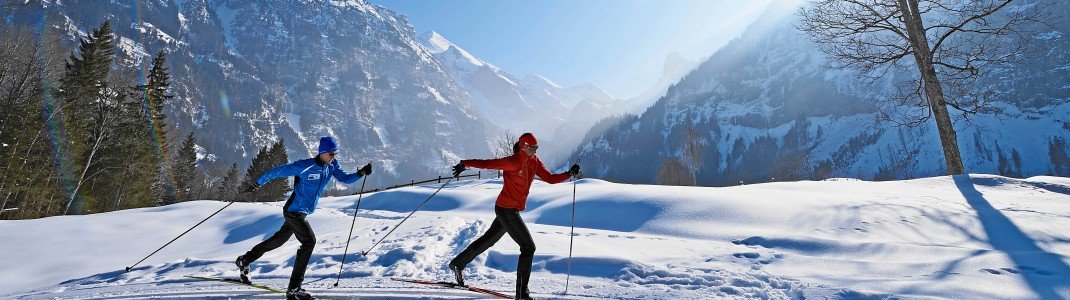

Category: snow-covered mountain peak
[568, 83, 615, 104]
[418, 30, 452, 54]
[418, 30, 491, 70]
[521, 73, 563, 90]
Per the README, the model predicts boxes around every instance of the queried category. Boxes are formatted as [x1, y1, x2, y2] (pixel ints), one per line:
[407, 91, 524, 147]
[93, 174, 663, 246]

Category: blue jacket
[257, 158, 362, 215]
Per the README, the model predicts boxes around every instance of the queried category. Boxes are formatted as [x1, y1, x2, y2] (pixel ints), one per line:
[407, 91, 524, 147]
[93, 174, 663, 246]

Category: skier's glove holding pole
[452, 162, 466, 178]
[568, 164, 581, 178]
[358, 163, 373, 176]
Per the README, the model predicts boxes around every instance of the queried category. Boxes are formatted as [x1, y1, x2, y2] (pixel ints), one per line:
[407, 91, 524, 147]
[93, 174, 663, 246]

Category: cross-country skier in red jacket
[448, 132, 580, 300]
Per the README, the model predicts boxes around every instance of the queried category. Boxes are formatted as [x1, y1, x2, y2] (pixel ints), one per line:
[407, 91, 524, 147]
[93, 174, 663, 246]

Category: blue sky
[371, 0, 773, 99]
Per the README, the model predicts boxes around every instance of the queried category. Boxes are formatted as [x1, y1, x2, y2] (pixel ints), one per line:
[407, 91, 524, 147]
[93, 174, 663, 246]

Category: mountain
[615, 52, 699, 116]
[417, 30, 626, 165]
[544, 53, 699, 164]
[569, 3, 1070, 185]
[1, 0, 498, 187]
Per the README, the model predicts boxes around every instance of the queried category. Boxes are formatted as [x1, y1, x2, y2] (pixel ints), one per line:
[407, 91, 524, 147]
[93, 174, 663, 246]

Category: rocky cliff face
[3, 0, 498, 186]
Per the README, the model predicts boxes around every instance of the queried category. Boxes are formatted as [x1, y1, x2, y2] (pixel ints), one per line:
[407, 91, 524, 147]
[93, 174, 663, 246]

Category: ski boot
[235, 255, 251, 284]
[516, 292, 535, 300]
[287, 287, 315, 300]
[449, 263, 466, 286]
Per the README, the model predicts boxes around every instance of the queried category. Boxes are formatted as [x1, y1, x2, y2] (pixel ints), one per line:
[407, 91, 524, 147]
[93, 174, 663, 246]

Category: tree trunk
[64, 116, 109, 215]
[897, 0, 966, 175]
[0, 192, 10, 218]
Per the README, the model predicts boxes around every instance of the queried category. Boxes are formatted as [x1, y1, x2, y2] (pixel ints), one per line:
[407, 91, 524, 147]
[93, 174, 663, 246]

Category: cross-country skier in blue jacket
[236, 136, 371, 300]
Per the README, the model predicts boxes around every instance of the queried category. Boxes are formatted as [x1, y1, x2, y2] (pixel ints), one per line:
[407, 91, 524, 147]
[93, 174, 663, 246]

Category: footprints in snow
[533, 230, 668, 241]
[728, 251, 784, 266]
[982, 265, 1054, 276]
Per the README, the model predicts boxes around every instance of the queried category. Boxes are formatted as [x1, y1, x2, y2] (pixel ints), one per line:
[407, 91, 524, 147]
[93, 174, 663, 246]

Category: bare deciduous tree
[492, 130, 517, 158]
[656, 157, 695, 186]
[682, 124, 705, 177]
[798, 0, 1052, 175]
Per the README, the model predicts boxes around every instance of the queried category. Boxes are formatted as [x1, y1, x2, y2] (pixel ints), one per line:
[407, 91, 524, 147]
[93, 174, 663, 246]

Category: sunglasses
[525, 145, 539, 151]
[326, 151, 340, 157]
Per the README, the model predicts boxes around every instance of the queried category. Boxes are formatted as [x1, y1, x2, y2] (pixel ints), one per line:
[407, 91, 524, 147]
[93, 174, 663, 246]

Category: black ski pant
[450, 206, 536, 297]
[243, 212, 316, 291]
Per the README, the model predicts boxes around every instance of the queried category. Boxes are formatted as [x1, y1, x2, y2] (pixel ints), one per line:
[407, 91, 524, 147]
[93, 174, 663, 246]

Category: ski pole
[125, 201, 235, 272]
[334, 175, 368, 287]
[564, 175, 578, 295]
[361, 177, 454, 255]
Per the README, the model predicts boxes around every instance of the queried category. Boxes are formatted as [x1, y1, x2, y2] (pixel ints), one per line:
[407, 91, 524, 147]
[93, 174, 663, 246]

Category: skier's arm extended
[535, 159, 571, 184]
[462, 156, 520, 172]
[330, 160, 364, 184]
[256, 160, 309, 186]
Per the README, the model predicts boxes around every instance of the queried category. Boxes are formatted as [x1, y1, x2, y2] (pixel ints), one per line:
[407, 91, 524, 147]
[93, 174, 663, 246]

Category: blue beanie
[318, 136, 339, 154]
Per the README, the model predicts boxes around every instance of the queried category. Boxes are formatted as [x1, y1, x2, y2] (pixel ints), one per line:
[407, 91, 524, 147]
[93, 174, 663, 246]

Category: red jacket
[462, 152, 571, 211]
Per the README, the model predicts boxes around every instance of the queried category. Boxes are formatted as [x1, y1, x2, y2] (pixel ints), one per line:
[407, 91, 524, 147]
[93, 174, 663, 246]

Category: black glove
[243, 182, 260, 193]
[452, 162, 466, 178]
[358, 163, 372, 176]
[568, 164, 581, 177]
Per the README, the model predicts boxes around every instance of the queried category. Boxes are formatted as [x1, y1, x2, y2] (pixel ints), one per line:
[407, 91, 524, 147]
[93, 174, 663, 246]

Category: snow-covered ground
[2, 175, 1069, 299]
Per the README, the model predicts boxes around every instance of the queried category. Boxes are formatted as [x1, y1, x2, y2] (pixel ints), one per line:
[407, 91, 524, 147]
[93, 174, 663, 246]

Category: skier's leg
[244, 215, 296, 263]
[285, 212, 317, 291]
[450, 215, 506, 268]
[496, 206, 536, 298]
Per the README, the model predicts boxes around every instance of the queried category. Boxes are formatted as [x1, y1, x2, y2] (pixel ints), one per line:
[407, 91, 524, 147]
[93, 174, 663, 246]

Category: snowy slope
[2, 174, 1069, 299]
[570, 2, 1070, 185]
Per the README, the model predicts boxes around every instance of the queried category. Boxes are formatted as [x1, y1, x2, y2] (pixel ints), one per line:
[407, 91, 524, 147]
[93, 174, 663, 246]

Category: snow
[419, 31, 452, 54]
[214, 2, 240, 57]
[1, 175, 1068, 299]
[116, 36, 149, 63]
[421, 86, 450, 105]
[193, 144, 218, 162]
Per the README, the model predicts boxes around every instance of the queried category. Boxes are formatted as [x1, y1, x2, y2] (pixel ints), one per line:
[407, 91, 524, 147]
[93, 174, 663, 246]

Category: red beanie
[518, 133, 538, 147]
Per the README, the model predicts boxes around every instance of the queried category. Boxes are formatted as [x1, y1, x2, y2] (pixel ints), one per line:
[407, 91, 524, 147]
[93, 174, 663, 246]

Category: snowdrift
[1, 174, 1068, 299]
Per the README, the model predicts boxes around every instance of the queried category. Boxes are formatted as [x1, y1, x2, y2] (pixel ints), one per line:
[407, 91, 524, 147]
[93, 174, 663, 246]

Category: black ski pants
[451, 206, 536, 297]
[244, 212, 316, 291]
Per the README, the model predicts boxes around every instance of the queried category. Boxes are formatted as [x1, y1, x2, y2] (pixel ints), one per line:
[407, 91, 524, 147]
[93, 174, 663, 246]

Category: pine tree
[145, 51, 173, 140]
[141, 51, 175, 205]
[57, 21, 116, 215]
[1050, 138, 1070, 176]
[260, 139, 291, 201]
[218, 163, 240, 201]
[240, 146, 271, 202]
[100, 83, 159, 211]
[173, 132, 199, 202]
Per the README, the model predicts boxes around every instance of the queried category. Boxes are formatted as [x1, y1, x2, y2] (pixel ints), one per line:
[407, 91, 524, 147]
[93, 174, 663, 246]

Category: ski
[184, 274, 286, 293]
[391, 277, 512, 299]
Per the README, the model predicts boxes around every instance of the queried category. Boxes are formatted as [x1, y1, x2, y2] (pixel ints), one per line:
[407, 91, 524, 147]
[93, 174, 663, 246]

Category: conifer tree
[218, 163, 240, 201]
[173, 132, 199, 202]
[240, 146, 271, 202]
[260, 139, 291, 201]
[57, 21, 116, 215]
[145, 51, 173, 140]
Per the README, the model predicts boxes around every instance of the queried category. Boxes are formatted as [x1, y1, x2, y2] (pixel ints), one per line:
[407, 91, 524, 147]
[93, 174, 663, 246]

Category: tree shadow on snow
[223, 214, 284, 244]
[954, 175, 1070, 299]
